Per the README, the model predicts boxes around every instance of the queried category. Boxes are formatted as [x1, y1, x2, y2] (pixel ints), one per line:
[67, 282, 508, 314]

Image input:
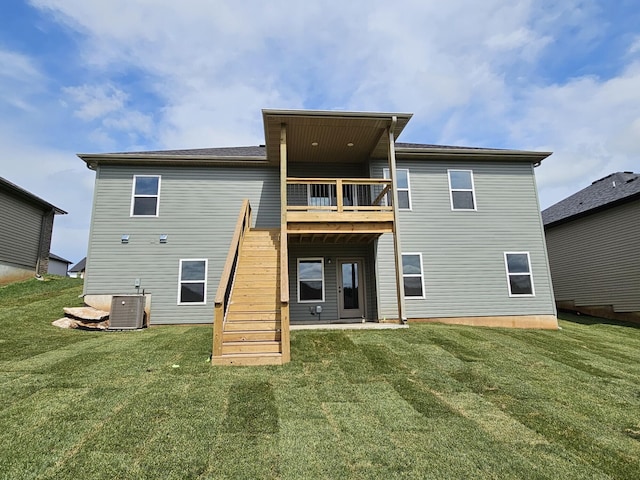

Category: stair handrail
[213, 199, 251, 357]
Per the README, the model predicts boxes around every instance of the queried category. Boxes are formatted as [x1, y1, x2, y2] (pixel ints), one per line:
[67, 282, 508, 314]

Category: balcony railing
[286, 178, 393, 213]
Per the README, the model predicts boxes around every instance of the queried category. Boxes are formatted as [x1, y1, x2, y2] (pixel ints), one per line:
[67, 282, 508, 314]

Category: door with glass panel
[337, 259, 365, 319]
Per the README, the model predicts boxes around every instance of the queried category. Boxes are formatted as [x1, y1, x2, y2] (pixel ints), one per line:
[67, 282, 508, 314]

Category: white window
[298, 258, 324, 302]
[402, 253, 425, 299]
[504, 252, 535, 296]
[178, 259, 208, 304]
[448, 170, 476, 210]
[131, 175, 161, 216]
[383, 168, 411, 210]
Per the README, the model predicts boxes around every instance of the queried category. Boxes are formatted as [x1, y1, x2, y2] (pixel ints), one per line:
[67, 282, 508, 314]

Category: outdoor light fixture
[159, 234, 168, 244]
[121, 234, 130, 244]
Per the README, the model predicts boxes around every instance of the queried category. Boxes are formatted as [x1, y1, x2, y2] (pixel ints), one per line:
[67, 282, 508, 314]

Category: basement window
[504, 252, 535, 296]
[402, 253, 425, 299]
[298, 258, 324, 302]
[178, 259, 208, 304]
[131, 175, 161, 216]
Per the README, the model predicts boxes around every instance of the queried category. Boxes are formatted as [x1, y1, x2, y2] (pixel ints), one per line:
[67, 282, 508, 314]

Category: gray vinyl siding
[545, 200, 640, 312]
[288, 243, 377, 322]
[0, 189, 43, 269]
[371, 159, 556, 318]
[84, 164, 280, 324]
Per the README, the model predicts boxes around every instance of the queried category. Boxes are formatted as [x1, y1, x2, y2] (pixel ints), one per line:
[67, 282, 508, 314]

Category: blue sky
[1, 0, 639, 264]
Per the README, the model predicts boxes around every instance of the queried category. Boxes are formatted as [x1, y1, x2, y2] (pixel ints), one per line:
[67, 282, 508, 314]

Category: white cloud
[0, 48, 45, 111]
[8, 0, 640, 250]
[62, 84, 127, 120]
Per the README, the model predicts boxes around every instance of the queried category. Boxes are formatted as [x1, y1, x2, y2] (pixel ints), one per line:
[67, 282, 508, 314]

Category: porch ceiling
[263, 109, 412, 165]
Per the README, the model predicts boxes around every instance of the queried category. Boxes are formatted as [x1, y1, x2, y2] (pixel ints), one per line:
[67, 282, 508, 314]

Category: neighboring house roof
[542, 171, 640, 227]
[49, 253, 72, 264]
[69, 257, 86, 272]
[0, 176, 67, 215]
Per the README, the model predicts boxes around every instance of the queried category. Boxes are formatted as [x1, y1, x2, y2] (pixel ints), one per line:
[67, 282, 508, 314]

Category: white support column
[387, 116, 406, 323]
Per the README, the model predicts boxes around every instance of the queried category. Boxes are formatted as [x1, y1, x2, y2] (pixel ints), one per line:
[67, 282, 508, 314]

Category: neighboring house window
[131, 175, 161, 216]
[448, 170, 476, 210]
[504, 252, 535, 296]
[178, 259, 207, 304]
[402, 253, 425, 298]
[298, 258, 324, 302]
[383, 168, 411, 210]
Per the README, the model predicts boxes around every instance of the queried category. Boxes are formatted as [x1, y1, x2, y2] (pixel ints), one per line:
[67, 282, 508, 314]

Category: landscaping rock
[77, 319, 109, 330]
[63, 306, 110, 321]
[52, 317, 79, 329]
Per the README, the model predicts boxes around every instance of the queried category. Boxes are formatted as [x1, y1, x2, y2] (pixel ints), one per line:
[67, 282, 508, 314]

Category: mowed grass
[1, 277, 640, 479]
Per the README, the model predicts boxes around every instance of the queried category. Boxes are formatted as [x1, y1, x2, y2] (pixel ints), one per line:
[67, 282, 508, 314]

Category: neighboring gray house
[80, 109, 558, 365]
[0, 176, 67, 284]
[542, 171, 640, 324]
[48, 253, 72, 276]
[68, 257, 86, 278]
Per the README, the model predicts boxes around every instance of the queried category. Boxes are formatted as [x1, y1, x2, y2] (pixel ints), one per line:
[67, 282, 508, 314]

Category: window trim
[402, 252, 425, 299]
[383, 167, 412, 211]
[177, 258, 208, 305]
[504, 252, 535, 297]
[297, 257, 325, 303]
[130, 175, 161, 217]
[447, 169, 477, 211]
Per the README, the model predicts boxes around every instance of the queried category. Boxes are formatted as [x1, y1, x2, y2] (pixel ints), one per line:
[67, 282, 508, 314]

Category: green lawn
[1, 277, 640, 479]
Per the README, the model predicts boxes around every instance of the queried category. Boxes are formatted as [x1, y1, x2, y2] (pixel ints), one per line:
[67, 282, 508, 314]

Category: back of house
[79, 109, 558, 363]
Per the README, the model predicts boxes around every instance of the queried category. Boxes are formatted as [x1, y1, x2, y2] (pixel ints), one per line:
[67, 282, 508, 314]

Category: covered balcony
[286, 177, 394, 242]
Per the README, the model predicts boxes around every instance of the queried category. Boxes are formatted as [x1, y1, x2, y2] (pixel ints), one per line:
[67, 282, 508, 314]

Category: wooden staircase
[212, 229, 285, 365]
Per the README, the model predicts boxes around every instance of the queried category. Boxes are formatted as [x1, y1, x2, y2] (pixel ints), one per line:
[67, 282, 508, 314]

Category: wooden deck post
[387, 116, 406, 323]
[280, 123, 291, 362]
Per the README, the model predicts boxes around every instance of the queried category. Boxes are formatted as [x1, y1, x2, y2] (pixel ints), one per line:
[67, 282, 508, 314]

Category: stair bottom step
[212, 352, 283, 366]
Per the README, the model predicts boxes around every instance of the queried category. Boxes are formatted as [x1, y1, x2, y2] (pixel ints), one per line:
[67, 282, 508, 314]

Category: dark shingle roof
[395, 142, 504, 151]
[69, 257, 86, 272]
[0, 176, 67, 214]
[116, 146, 267, 157]
[49, 253, 72, 264]
[542, 172, 640, 226]
[108, 143, 506, 157]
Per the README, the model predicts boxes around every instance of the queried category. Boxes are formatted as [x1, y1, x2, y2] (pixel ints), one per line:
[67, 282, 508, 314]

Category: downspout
[387, 116, 407, 323]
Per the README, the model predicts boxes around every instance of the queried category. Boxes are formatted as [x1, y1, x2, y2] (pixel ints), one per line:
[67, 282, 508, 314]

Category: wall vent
[109, 295, 145, 330]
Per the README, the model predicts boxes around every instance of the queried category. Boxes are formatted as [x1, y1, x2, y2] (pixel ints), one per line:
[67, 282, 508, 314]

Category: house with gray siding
[48, 253, 72, 276]
[79, 109, 558, 365]
[542, 171, 640, 324]
[0, 176, 67, 284]
[68, 257, 86, 279]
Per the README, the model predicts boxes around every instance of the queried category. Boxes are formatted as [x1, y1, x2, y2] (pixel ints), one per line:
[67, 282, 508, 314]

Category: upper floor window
[448, 170, 476, 210]
[178, 259, 207, 304]
[383, 168, 412, 210]
[504, 252, 535, 296]
[131, 175, 160, 216]
[298, 258, 324, 302]
[402, 253, 425, 298]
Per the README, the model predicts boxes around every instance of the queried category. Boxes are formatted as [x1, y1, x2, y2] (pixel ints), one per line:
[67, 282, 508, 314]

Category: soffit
[263, 110, 412, 165]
